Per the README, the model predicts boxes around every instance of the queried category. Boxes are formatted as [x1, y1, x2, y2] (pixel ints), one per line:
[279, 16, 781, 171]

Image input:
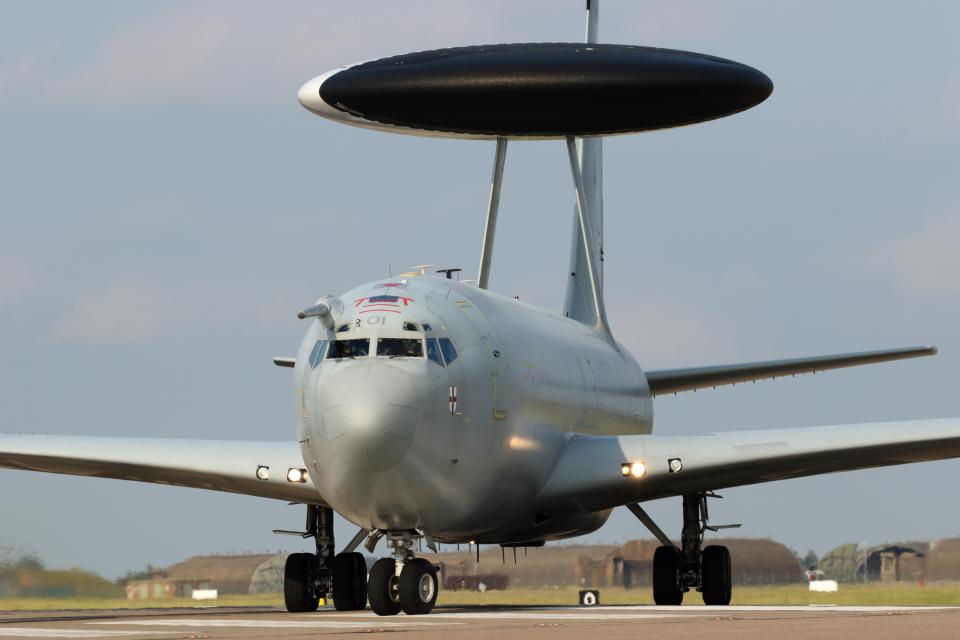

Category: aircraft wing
[644, 346, 937, 396]
[535, 418, 960, 513]
[0, 434, 324, 504]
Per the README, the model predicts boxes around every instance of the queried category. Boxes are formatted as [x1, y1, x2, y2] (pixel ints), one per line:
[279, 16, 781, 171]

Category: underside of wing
[0, 434, 324, 504]
[535, 417, 960, 513]
[644, 346, 937, 396]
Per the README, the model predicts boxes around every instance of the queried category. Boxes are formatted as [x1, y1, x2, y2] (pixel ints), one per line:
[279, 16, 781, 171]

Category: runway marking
[93, 619, 458, 629]
[0, 630, 175, 638]
[399, 612, 692, 620]
[581, 605, 959, 612]
[310, 604, 959, 620]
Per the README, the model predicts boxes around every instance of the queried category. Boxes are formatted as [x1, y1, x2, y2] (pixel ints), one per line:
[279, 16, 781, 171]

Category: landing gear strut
[281, 505, 367, 612]
[645, 492, 736, 606]
[367, 531, 438, 616]
[281, 514, 437, 616]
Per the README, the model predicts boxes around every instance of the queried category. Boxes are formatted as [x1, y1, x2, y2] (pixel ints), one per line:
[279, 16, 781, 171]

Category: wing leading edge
[0, 434, 324, 504]
[535, 417, 960, 513]
[644, 346, 937, 396]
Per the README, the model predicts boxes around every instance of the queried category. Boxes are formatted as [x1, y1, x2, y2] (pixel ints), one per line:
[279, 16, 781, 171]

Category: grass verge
[1, 583, 958, 611]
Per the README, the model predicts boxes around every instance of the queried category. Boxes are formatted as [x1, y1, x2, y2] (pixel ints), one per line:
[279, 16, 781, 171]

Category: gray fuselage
[293, 276, 652, 544]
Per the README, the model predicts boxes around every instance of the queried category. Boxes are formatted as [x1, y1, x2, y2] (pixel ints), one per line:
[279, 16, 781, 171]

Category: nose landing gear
[367, 532, 439, 616]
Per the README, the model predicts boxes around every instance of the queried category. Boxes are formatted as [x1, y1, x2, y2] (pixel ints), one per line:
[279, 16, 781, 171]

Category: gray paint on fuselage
[293, 276, 652, 543]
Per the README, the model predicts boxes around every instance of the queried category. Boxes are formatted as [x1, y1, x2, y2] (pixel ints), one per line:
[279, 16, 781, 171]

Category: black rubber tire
[399, 558, 439, 615]
[652, 545, 683, 606]
[284, 552, 319, 613]
[368, 558, 402, 616]
[701, 545, 732, 605]
[332, 552, 368, 611]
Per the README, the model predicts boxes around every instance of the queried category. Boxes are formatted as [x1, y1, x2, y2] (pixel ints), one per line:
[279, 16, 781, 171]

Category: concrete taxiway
[1, 604, 959, 639]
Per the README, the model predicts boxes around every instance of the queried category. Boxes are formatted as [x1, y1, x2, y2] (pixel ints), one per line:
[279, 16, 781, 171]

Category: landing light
[621, 461, 647, 478]
[287, 467, 308, 483]
[255, 465, 270, 481]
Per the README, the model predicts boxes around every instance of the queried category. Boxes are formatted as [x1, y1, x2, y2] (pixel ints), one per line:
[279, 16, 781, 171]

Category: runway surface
[2, 604, 959, 639]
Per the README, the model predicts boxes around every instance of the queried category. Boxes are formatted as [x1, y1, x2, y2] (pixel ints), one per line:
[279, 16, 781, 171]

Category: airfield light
[255, 465, 270, 481]
[621, 461, 647, 478]
[287, 467, 308, 483]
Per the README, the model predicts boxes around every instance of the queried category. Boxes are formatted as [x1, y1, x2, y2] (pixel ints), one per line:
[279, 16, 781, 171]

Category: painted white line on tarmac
[0, 630, 174, 638]
[409, 612, 693, 620]
[307, 604, 958, 620]
[93, 619, 458, 629]
[580, 605, 959, 613]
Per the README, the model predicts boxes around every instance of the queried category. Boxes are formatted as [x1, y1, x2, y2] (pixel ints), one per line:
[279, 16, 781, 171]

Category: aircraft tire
[399, 558, 438, 615]
[284, 552, 320, 613]
[332, 552, 368, 611]
[652, 546, 683, 606]
[701, 545, 732, 605]
[368, 558, 402, 616]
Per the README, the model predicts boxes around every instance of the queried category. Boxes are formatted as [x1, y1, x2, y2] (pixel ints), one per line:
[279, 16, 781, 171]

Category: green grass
[0, 593, 284, 611]
[1, 584, 958, 612]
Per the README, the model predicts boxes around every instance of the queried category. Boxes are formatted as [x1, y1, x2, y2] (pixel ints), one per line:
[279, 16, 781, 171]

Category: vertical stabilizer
[563, 0, 606, 330]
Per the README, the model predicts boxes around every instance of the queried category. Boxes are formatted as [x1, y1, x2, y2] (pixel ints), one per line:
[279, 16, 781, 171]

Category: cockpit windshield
[327, 339, 370, 359]
[377, 338, 423, 358]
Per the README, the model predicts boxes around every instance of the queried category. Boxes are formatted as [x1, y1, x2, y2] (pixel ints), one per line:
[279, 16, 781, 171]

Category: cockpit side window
[426, 338, 443, 366]
[403, 321, 419, 332]
[422, 323, 433, 331]
[438, 338, 458, 364]
[377, 338, 424, 358]
[308, 340, 328, 367]
[327, 339, 369, 359]
[336, 324, 350, 333]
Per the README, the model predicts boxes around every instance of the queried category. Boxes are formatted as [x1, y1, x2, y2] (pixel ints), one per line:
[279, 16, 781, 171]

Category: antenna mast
[562, 0, 610, 339]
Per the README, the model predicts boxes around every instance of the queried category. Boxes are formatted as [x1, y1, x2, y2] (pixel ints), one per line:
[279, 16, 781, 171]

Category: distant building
[819, 539, 960, 583]
[422, 538, 803, 589]
[605, 539, 803, 587]
[125, 578, 210, 601]
[125, 553, 282, 600]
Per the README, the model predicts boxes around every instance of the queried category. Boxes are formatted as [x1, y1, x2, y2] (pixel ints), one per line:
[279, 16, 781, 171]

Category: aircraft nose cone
[298, 74, 326, 114]
[321, 363, 420, 472]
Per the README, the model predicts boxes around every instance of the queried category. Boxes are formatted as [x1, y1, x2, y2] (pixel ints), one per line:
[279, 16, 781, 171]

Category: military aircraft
[2, 0, 959, 617]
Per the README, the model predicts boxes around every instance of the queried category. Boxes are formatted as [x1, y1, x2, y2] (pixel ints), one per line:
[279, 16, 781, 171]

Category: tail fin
[563, 1, 606, 329]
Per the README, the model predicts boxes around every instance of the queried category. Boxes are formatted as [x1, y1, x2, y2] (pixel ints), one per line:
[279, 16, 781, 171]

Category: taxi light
[255, 465, 270, 481]
[287, 467, 308, 483]
[621, 461, 647, 478]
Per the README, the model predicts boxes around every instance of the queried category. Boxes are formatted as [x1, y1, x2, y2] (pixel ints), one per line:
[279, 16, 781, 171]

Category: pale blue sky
[1, 1, 958, 578]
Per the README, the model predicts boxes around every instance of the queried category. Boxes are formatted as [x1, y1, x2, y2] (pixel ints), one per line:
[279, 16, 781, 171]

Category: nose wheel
[399, 559, 439, 615]
[367, 535, 439, 616]
[368, 558, 403, 615]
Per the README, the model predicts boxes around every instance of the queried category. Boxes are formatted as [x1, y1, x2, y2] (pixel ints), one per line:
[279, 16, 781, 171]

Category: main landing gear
[280, 506, 438, 616]
[632, 492, 737, 606]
